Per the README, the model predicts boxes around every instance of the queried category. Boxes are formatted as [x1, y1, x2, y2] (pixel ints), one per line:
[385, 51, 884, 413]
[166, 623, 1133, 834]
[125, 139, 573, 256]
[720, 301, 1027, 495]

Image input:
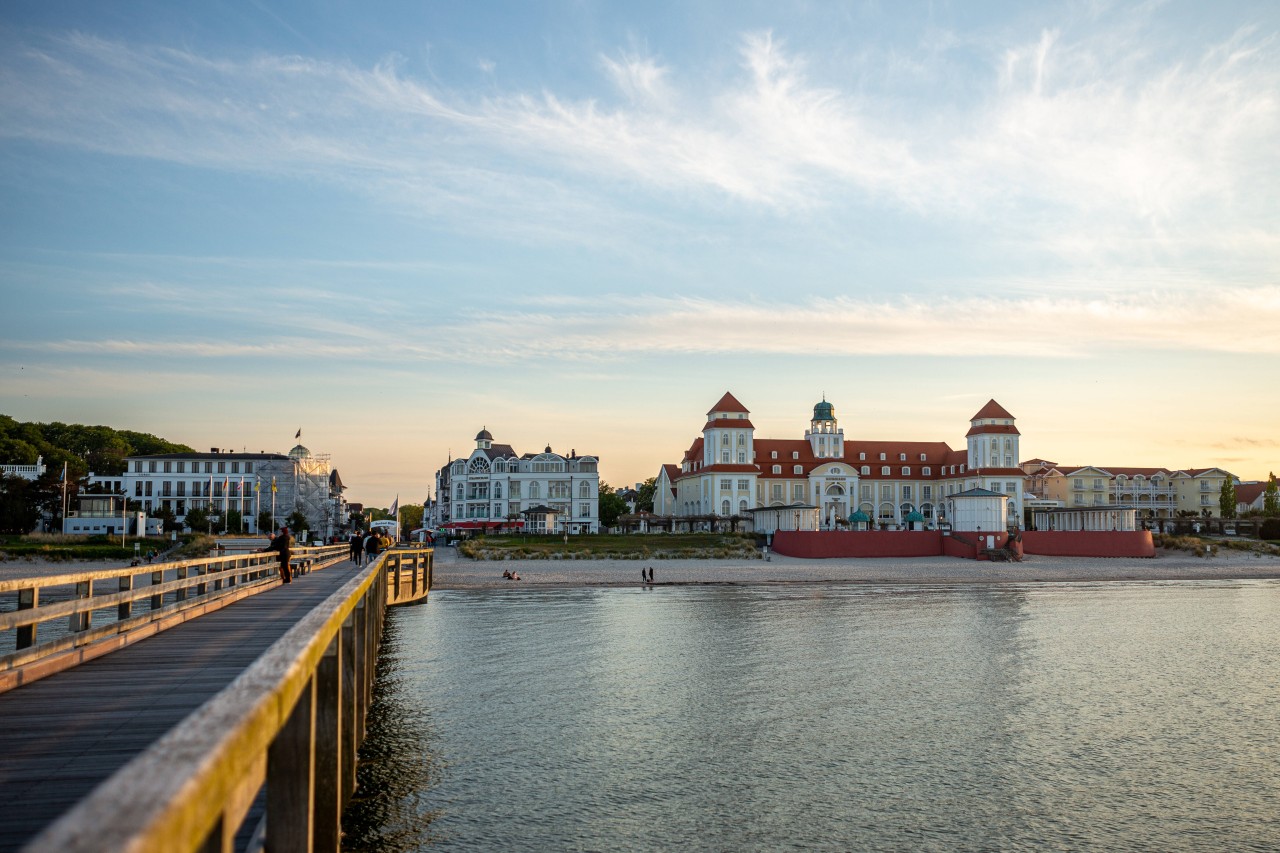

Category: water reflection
[344, 581, 1280, 851]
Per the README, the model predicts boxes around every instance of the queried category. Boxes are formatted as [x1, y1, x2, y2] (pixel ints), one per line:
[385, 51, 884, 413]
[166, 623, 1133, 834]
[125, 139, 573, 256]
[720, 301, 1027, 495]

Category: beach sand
[6, 547, 1279, 589]
[430, 545, 1280, 590]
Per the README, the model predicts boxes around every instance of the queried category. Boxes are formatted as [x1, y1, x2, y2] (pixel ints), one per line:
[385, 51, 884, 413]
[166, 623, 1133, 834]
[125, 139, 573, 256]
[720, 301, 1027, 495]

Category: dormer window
[792, 451, 799, 459]
[879, 453, 886, 461]
[793, 465, 803, 474]
[960, 465, 966, 473]
[902, 467, 910, 476]
[881, 466, 890, 475]
[861, 466, 870, 475]
[859, 452, 866, 461]
[772, 465, 781, 474]
[899, 453, 906, 461]
[923, 466, 931, 475]
[771, 451, 777, 459]
[919, 453, 927, 462]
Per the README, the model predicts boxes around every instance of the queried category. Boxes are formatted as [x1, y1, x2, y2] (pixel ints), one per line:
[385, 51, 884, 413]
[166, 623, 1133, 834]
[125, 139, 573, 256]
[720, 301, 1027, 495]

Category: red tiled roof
[660, 464, 680, 482]
[707, 391, 749, 415]
[971, 399, 1015, 420]
[703, 418, 755, 430]
[965, 424, 1021, 437]
[1235, 482, 1266, 503]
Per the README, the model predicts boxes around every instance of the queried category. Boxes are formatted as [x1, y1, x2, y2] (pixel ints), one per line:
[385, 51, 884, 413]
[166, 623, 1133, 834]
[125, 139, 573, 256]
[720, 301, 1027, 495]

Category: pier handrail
[0, 545, 349, 692]
[27, 552, 390, 853]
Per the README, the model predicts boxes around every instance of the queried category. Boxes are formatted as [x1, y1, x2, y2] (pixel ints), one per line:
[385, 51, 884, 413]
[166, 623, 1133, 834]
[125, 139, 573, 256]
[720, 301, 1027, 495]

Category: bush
[1261, 518, 1280, 541]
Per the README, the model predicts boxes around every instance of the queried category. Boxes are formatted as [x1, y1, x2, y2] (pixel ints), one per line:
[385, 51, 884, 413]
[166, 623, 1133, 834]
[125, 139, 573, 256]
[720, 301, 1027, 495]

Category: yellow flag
[271, 476, 277, 493]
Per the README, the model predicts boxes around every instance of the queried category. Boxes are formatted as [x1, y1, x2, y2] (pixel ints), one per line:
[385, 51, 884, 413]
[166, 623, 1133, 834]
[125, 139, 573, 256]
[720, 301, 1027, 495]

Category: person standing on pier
[349, 530, 364, 566]
[263, 526, 293, 584]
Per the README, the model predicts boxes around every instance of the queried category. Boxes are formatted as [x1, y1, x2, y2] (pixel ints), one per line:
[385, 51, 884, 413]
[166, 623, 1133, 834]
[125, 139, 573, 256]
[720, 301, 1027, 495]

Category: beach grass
[456, 532, 761, 560]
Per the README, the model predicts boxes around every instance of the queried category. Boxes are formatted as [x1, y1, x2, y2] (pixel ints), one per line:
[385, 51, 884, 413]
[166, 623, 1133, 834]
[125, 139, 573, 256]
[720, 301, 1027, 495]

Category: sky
[1, 0, 1278, 508]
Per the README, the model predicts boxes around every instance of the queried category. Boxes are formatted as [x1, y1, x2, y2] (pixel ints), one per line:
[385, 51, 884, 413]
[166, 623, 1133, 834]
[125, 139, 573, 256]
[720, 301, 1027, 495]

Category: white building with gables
[430, 430, 601, 534]
[660, 392, 1026, 531]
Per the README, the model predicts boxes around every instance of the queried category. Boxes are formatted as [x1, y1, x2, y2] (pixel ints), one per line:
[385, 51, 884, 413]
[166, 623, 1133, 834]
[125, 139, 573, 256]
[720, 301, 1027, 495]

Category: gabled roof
[703, 418, 755, 430]
[707, 391, 749, 415]
[971, 399, 1014, 420]
[1235, 482, 1266, 504]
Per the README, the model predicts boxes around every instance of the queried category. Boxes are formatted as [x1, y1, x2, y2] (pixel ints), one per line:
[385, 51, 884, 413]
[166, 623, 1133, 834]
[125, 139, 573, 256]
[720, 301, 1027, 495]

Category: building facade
[430, 430, 601, 534]
[1025, 462, 1235, 520]
[83, 444, 348, 537]
[663, 393, 1026, 532]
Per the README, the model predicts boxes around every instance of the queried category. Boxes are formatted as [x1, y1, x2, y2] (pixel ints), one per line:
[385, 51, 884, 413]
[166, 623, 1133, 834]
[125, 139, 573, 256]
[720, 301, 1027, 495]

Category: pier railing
[27, 553, 390, 853]
[0, 544, 349, 693]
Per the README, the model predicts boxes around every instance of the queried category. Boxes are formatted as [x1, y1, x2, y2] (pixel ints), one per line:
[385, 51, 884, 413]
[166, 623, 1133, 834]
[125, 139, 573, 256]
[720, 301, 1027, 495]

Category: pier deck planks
[0, 560, 362, 853]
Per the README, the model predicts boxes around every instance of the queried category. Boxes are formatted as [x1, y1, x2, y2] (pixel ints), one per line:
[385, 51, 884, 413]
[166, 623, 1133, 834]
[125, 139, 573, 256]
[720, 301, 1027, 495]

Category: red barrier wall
[1021, 531, 1155, 558]
[771, 531, 944, 559]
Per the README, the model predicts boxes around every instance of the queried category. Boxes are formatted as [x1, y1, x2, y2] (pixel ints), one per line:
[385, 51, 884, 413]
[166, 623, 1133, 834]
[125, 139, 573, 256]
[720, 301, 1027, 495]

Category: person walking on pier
[364, 529, 380, 564]
[349, 530, 364, 566]
[262, 526, 293, 584]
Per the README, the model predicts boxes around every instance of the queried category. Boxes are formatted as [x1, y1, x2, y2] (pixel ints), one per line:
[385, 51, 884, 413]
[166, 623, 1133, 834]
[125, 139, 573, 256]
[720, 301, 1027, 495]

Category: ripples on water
[343, 581, 1280, 851]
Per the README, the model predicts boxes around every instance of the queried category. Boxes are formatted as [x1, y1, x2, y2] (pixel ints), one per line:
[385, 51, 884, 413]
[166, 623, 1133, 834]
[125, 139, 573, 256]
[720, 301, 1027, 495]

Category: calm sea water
[343, 581, 1280, 852]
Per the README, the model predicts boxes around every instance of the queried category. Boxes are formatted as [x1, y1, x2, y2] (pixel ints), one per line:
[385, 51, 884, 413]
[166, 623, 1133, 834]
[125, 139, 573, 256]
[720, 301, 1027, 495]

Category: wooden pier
[0, 545, 432, 852]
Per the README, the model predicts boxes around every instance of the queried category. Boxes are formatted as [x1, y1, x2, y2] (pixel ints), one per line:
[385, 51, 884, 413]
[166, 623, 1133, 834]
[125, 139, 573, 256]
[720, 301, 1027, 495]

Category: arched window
[722, 500, 730, 516]
[739, 499, 748, 514]
[738, 434, 745, 446]
[493, 483, 502, 499]
[468, 457, 490, 474]
[721, 434, 729, 445]
[861, 466, 870, 475]
[579, 481, 590, 498]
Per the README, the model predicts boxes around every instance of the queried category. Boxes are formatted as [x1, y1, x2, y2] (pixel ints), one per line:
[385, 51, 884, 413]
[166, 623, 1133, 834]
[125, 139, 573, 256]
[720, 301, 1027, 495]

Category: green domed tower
[806, 396, 844, 458]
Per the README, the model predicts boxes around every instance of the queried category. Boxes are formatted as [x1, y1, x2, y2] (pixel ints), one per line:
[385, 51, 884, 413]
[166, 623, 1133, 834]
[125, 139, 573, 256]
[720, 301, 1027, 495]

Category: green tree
[257, 510, 275, 533]
[151, 503, 181, 533]
[635, 477, 657, 513]
[1265, 472, 1280, 518]
[400, 504, 424, 531]
[184, 506, 212, 533]
[1219, 479, 1238, 519]
[224, 507, 244, 534]
[598, 483, 628, 529]
[0, 473, 41, 534]
[286, 510, 309, 534]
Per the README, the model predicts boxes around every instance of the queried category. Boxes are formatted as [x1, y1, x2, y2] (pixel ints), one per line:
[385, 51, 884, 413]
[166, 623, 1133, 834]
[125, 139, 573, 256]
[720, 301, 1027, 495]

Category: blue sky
[1, 1, 1277, 507]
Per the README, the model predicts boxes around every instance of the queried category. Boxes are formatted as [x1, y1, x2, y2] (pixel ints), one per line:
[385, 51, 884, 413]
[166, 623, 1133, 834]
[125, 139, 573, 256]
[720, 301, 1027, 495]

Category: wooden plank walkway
[0, 560, 363, 853]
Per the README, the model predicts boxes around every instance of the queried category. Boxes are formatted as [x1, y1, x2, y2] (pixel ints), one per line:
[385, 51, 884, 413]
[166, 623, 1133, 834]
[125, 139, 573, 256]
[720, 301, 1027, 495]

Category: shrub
[1260, 518, 1280, 541]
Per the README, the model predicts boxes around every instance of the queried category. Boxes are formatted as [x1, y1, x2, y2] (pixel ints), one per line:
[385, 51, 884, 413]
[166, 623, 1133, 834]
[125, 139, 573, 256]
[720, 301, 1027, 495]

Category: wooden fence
[25, 552, 389, 852]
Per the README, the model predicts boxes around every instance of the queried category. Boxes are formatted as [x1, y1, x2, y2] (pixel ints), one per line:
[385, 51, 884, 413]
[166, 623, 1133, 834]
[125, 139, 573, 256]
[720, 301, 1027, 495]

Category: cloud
[11, 287, 1277, 366]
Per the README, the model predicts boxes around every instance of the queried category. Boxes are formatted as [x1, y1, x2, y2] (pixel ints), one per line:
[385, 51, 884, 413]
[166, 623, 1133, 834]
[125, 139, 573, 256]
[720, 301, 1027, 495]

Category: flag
[295, 428, 302, 439]
[389, 496, 399, 517]
[61, 461, 67, 483]
[271, 476, 277, 494]
[254, 478, 260, 492]
[223, 477, 229, 493]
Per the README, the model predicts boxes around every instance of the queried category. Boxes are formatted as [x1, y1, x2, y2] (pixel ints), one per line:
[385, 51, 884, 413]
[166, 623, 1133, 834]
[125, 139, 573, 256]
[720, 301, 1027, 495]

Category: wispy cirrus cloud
[10, 286, 1277, 366]
[2, 19, 1275, 244]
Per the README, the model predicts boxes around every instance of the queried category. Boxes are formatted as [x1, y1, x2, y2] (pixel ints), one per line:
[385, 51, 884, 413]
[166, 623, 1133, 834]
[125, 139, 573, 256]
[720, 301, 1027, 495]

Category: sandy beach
[5, 547, 1280, 589]
[429, 546, 1280, 589]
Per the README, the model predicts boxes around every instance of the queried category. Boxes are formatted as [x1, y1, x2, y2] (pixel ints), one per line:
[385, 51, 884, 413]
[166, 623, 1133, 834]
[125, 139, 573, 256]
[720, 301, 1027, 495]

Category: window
[771, 451, 778, 459]
[919, 453, 927, 462]
[861, 466, 870, 475]
[580, 481, 590, 498]
[879, 453, 886, 461]
[163, 461, 172, 473]
[203, 462, 211, 473]
[737, 480, 749, 490]
[880, 484, 893, 500]
[899, 453, 906, 461]
[720, 479, 732, 491]
[721, 450, 730, 463]
[1074, 478, 1084, 489]
[881, 466, 890, 475]
[722, 500, 731, 515]
[738, 434, 745, 446]
[922, 485, 932, 500]
[860, 484, 872, 500]
[772, 465, 782, 474]
[922, 466, 931, 476]
[793, 465, 803, 474]
[792, 484, 804, 500]
[792, 451, 799, 459]
[771, 484, 783, 500]
[177, 481, 186, 497]
[859, 452, 866, 461]
[530, 482, 540, 499]
[494, 483, 503, 499]
[1005, 482, 1017, 493]
[722, 434, 729, 445]
[902, 485, 912, 500]
[148, 461, 157, 473]
[231, 462, 240, 474]
[902, 467, 910, 476]
[217, 461, 226, 474]
[738, 451, 746, 463]
[739, 499, 748, 514]
[580, 503, 590, 517]
[245, 462, 253, 474]
[133, 461, 143, 472]
[510, 481, 521, 498]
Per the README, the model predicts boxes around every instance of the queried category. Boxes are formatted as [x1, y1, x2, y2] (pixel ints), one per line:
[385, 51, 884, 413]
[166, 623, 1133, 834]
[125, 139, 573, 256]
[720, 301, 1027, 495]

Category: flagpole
[60, 461, 68, 533]
[255, 477, 261, 534]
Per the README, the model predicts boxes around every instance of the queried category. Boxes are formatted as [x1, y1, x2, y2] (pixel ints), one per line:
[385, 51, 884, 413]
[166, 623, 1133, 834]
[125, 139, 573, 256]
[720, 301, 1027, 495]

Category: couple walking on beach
[642, 566, 655, 584]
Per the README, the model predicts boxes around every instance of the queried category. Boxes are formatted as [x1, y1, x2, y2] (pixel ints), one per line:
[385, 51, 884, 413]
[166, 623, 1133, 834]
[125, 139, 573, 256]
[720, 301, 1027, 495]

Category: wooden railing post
[195, 563, 208, 597]
[340, 614, 358, 807]
[151, 569, 164, 610]
[267, 675, 316, 853]
[118, 574, 133, 621]
[16, 587, 38, 649]
[313, 635, 343, 851]
[68, 580, 92, 633]
[175, 565, 189, 602]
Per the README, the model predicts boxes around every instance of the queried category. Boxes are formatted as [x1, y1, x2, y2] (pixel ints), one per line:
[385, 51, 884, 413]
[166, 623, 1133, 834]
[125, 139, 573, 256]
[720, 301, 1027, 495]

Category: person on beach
[503, 569, 512, 579]
[262, 526, 293, 584]
[648, 567, 654, 584]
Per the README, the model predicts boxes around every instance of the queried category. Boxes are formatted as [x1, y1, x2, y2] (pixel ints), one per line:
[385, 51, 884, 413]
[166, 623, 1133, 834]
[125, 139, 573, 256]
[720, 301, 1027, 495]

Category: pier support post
[267, 675, 316, 853]
[313, 636, 343, 851]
